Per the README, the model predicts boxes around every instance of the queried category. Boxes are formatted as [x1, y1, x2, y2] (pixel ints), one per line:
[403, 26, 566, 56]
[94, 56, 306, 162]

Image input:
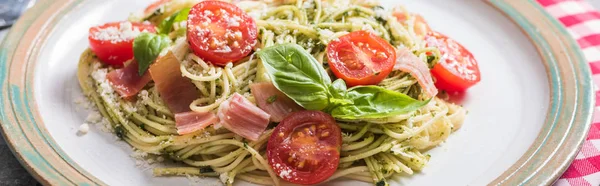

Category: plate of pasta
[0, 0, 594, 186]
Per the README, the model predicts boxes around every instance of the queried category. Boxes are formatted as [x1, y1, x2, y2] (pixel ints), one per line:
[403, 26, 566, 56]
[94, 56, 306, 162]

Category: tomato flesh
[326, 31, 396, 87]
[88, 22, 156, 67]
[186, 1, 258, 66]
[425, 31, 481, 92]
[267, 111, 342, 185]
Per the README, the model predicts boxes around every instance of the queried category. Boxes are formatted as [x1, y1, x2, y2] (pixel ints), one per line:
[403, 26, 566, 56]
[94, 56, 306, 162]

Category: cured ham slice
[149, 52, 200, 113]
[394, 48, 438, 98]
[174, 111, 218, 135]
[250, 82, 303, 122]
[217, 93, 270, 141]
[107, 60, 152, 98]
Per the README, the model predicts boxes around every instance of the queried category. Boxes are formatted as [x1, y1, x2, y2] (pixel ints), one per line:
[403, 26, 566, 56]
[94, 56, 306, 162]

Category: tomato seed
[298, 161, 305, 168]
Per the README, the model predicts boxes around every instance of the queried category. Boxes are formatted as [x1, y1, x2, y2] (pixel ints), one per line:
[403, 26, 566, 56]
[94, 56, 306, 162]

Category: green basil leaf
[133, 33, 172, 75]
[329, 79, 353, 106]
[329, 86, 429, 120]
[158, 8, 190, 35]
[330, 79, 347, 95]
[257, 43, 332, 110]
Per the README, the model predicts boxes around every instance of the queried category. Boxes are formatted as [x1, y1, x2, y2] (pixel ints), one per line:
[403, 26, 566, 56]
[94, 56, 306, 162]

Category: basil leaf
[258, 43, 427, 120]
[330, 79, 347, 96]
[329, 86, 429, 120]
[329, 79, 353, 106]
[257, 43, 332, 110]
[158, 8, 190, 35]
[133, 33, 171, 75]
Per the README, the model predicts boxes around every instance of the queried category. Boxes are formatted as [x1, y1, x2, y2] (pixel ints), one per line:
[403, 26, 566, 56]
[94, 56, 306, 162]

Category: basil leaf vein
[330, 86, 429, 119]
[133, 33, 171, 75]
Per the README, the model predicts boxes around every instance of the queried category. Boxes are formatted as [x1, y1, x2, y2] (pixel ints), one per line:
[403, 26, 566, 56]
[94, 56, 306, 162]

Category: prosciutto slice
[149, 52, 200, 113]
[174, 111, 218, 135]
[394, 48, 438, 98]
[250, 82, 303, 122]
[217, 93, 270, 141]
[107, 60, 152, 98]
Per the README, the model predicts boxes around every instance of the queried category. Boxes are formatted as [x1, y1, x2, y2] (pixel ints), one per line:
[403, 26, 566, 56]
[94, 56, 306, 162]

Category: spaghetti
[78, 0, 468, 185]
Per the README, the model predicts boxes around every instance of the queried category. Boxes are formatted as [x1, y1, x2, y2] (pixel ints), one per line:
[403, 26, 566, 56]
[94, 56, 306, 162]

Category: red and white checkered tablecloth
[536, 0, 600, 185]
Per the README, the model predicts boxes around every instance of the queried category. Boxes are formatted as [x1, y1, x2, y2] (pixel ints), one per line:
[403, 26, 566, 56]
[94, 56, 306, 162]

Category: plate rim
[0, 0, 593, 185]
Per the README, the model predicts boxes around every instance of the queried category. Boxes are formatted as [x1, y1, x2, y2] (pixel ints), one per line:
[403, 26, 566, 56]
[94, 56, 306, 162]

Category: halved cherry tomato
[186, 1, 257, 66]
[392, 8, 431, 37]
[326, 31, 396, 87]
[425, 31, 481, 92]
[267, 111, 342, 185]
[88, 22, 156, 67]
[144, 0, 171, 16]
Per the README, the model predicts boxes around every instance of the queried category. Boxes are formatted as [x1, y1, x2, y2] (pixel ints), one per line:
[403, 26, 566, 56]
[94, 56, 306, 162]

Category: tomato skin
[267, 111, 342, 185]
[88, 22, 156, 67]
[186, 1, 258, 66]
[426, 32, 481, 92]
[326, 31, 396, 87]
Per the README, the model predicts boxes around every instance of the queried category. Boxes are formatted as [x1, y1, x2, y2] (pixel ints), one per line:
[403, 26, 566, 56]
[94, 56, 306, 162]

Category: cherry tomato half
[186, 1, 258, 66]
[88, 22, 156, 67]
[425, 31, 481, 92]
[267, 111, 342, 185]
[326, 31, 396, 87]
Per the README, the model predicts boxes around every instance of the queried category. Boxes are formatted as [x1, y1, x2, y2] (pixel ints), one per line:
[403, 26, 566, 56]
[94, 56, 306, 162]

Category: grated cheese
[361, 23, 376, 33]
[302, 0, 314, 9]
[78, 123, 90, 135]
[85, 111, 102, 124]
[91, 22, 150, 44]
[139, 90, 150, 102]
[318, 29, 335, 44]
[278, 167, 292, 179]
[91, 68, 123, 118]
[374, 7, 388, 19]
[226, 16, 241, 27]
[131, 149, 149, 159]
[219, 173, 229, 184]
[123, 102, 138, 113]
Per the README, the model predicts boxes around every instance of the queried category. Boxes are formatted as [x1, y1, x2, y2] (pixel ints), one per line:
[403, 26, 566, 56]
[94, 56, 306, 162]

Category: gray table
[0, 30, 39, 186]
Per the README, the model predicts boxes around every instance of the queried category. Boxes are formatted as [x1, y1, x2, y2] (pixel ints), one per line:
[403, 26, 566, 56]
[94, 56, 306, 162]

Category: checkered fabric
[536, 0, 600, 185]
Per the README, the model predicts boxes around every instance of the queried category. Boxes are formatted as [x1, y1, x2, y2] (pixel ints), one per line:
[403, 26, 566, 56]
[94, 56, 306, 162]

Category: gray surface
[0, 0, 35, 28]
